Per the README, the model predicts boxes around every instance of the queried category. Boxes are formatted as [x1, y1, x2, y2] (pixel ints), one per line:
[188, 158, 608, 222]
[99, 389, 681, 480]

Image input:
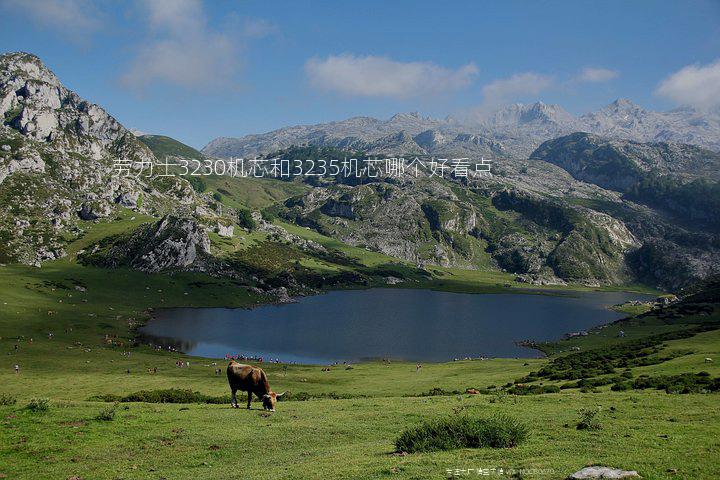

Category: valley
[1, 49, 720, 479]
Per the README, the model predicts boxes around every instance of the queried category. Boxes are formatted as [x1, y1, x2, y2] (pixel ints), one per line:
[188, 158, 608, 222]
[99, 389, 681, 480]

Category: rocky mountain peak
[389, 112, 423, 121]
[486, 102, 576, 127]
[0, 52, 61, 87]
[0, 51, 141, 160]
[0, 51, 205, 266]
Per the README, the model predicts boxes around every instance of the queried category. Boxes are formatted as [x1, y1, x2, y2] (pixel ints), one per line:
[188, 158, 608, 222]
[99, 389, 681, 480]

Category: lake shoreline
[139, 288, 654, 364]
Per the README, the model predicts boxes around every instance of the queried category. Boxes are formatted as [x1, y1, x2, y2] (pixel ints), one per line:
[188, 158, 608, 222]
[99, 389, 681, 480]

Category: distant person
[14, 364, 20, 374]
[416, 364, 422, 372]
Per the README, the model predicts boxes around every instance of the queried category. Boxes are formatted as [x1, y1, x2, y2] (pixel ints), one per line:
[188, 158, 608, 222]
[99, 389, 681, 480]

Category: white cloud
[656, 59, 720, 110]
[305, 54, 478, 98]
[577, 67, 619, 83]
[241, 18, 279, 39]
[481, 72, 554, 107]
[120, 0, 244, 91]
[0, 0, 103, 40]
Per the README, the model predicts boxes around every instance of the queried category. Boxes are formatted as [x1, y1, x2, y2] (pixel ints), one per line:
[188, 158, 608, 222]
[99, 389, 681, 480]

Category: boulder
[115, 192, 140, 209]
[78, 202, 111, 220]
[567, 466, 640, 479]
[217, 223, 234, 238]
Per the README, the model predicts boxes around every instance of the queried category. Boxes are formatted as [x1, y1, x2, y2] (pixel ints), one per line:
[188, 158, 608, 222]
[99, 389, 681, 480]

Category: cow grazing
[226, 361, 286, 411]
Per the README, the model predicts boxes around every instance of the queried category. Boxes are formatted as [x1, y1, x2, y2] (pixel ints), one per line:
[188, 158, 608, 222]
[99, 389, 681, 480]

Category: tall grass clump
[26, 397, 50, 412]
[95, 403, 118, 421]
[0, 393, 17, 406]
[576, 407, 602, 430]
[395, 414, 528, 453]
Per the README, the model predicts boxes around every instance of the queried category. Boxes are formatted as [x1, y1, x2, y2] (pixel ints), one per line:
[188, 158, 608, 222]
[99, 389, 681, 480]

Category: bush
[395, 415, 528, 453]
[576, 407, 602, 430]
[419, 387, 460, 397]
[96, 403, 118, 421]
[632, 373, 720, 394]
[260, 210, 277, 222]
[611, 382, 631, 391]
[506, 384, 560, 395]
[0, 393, 17, 406]
[237, 209, 257, 231]
[26, 397, 50, 412]
[187, 176, 206, 193]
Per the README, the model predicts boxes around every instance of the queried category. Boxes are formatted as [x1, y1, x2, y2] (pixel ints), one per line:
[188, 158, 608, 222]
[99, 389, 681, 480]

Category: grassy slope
[204, 175, 308, 211]
[138, 135, 204, 160]
[1, 206, 719, 479]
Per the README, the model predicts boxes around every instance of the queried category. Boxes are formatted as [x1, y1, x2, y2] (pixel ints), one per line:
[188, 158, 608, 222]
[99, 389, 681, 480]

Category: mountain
[203, 100, 720, 160]
[0, 52, 214, 265]
[531, 132, 720, 229]
[2, 51, 719, 291]
[581, 99, 720, 151]
[531, 132, 720, 189]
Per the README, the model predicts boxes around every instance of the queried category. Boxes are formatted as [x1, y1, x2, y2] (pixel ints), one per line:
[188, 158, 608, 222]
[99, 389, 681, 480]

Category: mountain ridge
[203, 99, 720, 159]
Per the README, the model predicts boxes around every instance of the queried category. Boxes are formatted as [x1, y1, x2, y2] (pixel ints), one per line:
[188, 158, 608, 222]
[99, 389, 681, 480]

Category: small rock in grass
[568, 466, 640, 479]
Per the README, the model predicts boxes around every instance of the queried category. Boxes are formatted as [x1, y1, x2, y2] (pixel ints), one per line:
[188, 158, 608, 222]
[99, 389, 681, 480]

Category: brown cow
[226, 361, 286, 411]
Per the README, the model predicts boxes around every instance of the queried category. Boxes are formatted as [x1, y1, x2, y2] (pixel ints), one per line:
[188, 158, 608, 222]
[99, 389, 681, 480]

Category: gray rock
[217, 223, 234, 238]
[115, 192, 140, 209]
[78, 203, 111, 221]
[567, 466, 640, 479]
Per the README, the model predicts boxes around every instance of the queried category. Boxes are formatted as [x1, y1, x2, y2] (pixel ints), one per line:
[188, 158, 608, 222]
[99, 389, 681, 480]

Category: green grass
[395, 414, 529, 452]
[1, 256, 719, 479]
[1, 392, 718, 479]
[1, 202, 719, 479]
[138, 135, 204, 160]
[204, 175, 308, 210]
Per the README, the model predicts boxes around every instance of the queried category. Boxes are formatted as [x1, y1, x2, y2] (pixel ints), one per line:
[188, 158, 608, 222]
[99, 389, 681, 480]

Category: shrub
[506, 384, 560, 395]
[96, 403, 118, 421]
[187, 176, 206, 193]
[237, 209, 257, 231]
[0, 393, 17, 406]
[395, 415, 528, 453]
[632, 373, 720, 394]
[418, 387, 461, 397]
[26, 397, 50, 412]
[260, 210, 277, 222]
[576, 407, 602, 430]
[611, 382, 631, 391]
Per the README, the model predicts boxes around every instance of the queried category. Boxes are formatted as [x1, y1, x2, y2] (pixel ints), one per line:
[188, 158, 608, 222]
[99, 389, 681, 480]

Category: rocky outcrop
[216, 223, 234, 238]
[0, 52, 213, 265]
[80, 215, 211, 273]
[530, 132, 720, 191]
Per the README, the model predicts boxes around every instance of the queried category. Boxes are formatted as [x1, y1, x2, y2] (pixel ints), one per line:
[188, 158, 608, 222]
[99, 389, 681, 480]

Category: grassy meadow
[1, 212, 719, 479]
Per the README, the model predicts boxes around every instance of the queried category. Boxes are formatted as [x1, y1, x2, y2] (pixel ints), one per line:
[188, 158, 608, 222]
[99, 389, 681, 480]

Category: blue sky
[1, 0, 719, 149]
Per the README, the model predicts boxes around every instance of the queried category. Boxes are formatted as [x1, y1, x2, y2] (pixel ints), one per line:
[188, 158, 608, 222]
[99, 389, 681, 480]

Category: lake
[139, 288, 652, 364]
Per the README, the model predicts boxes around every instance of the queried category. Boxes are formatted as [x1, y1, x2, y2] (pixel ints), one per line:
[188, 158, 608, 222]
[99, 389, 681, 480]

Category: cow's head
[262, 391, 286, 411]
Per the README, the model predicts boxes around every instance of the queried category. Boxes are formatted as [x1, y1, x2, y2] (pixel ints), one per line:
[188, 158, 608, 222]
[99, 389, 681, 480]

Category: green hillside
[139, 134, 205, 160]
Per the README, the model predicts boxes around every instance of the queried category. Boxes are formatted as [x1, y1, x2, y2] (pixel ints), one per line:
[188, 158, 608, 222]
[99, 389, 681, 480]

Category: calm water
[139, 289, 652, 363]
